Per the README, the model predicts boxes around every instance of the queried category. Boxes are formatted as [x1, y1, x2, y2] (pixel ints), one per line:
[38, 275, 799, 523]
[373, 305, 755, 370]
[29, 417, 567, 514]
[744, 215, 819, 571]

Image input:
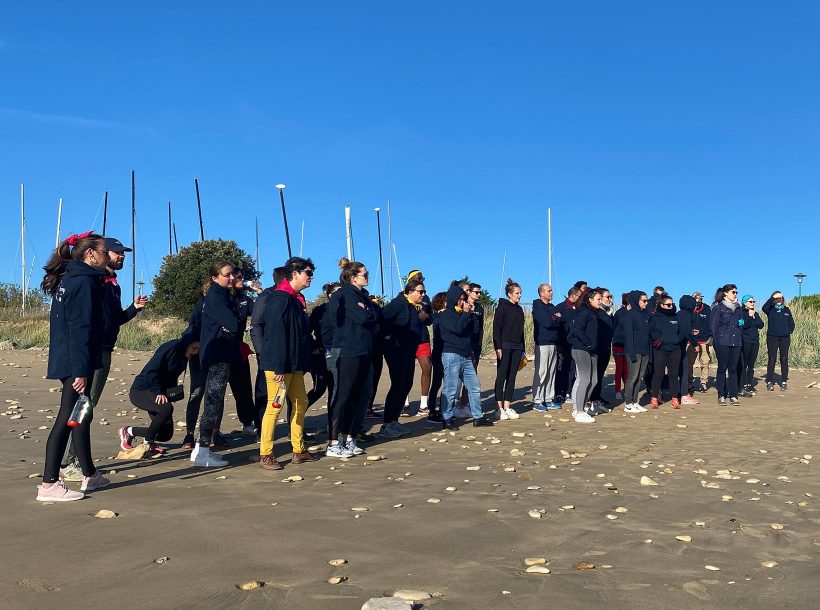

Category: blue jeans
[441, 352, 482, 420]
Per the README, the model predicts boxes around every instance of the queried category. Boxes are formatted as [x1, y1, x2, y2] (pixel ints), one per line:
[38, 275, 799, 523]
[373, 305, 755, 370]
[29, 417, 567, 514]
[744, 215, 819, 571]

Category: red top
[276, 278, 306, 309]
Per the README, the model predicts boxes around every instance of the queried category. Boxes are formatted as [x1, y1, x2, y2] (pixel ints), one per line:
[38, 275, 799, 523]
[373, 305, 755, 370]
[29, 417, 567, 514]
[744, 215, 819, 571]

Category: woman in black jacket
[379, 279, 427, 438]
[709, 283, 744, 406]
[427, 291, 448, 423]
[762, 290, 795, 391]
[181, 292, 205, 448]
[739, 295, 765, 396]
[649, 295, 682, 409]
[568, 289, 602, 423]
[37, 232, 109, 502]
[119, 335, 200, 454]
[622, 290, 650, 414]
[326, 258, 379, 458]
[190, 261, 241, 468]
[589, 287, 615, 411]
[493, 279, 525, 420]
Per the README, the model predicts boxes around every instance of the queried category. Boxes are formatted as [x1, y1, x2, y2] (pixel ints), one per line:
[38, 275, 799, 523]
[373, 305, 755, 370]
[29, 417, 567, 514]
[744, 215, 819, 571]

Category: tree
[151, 240, 259, 319]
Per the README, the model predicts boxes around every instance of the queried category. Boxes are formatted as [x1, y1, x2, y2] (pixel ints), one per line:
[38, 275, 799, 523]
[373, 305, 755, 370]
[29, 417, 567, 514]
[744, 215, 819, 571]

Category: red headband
[66, 231, 93, 247]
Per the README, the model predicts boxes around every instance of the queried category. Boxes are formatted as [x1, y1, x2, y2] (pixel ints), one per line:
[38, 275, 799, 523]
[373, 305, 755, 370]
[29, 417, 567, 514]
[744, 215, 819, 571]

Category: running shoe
[533, 403, 549, 412]
[670, 398, 681, 409]
[780, 382, 788, 391]
[117, 426, 134, 451]
[496, 409, 509, 421]
[650, 397, 659, 409]
[681, 395, 699, 405]
[718, 396, 727, 406]
[624, 404, 643, 414]
[729, 397, 740, 406]
[194, 447, 229, 467]
[81, 471, 111, 492]
[766, 382, 774, 391]
[417, 407, 430, 416]
[573, 411, 595, 424]
[377, 423, 402, 438]
[346, 439, 364, 455]
[60, 461, 84, 482]
[36, 480, 85, 502]
[325, 443, 354, 458]
[503, 408, 520, 419]
[181, 433, 195, 449]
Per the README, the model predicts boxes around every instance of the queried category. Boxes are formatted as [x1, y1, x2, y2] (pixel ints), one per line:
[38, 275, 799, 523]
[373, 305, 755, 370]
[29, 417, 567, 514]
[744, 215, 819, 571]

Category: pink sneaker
[118, 426, 134, 450]
[682, 395, 700, 405]
[81, 471, 111, 492]
[36, 479, 85, 502]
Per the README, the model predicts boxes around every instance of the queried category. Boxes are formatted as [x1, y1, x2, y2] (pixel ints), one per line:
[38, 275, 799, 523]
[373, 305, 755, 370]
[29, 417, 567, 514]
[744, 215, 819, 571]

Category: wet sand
[1, 347, 818, 609]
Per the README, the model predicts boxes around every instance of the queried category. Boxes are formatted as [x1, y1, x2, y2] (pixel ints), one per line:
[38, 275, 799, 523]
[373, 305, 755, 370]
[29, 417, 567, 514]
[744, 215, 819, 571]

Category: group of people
[34, 232, 797, 501]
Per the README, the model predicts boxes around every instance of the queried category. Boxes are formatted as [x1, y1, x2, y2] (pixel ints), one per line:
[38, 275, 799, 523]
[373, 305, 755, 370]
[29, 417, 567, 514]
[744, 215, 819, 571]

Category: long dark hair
[582, 289, 603, 311]
[202, 260, 235, 294]
[41, 232, 104, 296]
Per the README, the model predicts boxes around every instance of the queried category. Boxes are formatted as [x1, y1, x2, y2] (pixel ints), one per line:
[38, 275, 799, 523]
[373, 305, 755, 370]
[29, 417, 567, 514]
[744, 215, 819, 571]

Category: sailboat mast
[21, 182, 26, 315]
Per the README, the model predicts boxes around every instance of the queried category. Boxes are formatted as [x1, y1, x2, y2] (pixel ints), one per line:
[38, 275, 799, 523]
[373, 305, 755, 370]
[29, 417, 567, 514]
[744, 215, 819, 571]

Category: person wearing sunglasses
[589, 287, 615, 411]
[676, 295, 701, 405]
[762, 290, 795, 391]
[568, 289, 603, 422]
[493, 278, 525, 420]
[622, 290, 651, 413]
[686, 291, 712, 394]
[648, 295, 682, 409]
[739, 295, 765, 396]
[709, 283, 744, 406]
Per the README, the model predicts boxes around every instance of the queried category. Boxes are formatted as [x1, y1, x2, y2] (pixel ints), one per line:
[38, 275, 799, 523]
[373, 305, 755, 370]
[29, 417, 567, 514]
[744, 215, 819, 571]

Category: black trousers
[228, 357, 255, 427]
[307, 352, 329, 407]
[129, 388, 175, 443]
[428, 349, 444, 413]
[651, 348, 681, 399]
[741, 341, 759, 388]
[495, 348, 522, 403]
[589, 348, 611, 401]
[555, 344, 572, 397]
[330, 355, 371, 438]
[384, 347, 416, 422]
[368, 349, 384, 410]
[254, 367, 268, 428]
[185, 356, 205, 432]
[714, 344, 741, 398]
[766, 336, 790, 382]
[44, 376, 97, 483]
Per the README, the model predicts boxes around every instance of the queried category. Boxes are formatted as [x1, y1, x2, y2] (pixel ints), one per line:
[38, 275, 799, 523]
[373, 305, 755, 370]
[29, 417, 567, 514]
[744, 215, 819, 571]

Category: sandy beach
[1, 347, 818, 609]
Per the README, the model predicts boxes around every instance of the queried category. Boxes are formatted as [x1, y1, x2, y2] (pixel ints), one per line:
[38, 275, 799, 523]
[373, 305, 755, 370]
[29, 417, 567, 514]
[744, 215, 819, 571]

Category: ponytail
[338, 257, 365, 284]
[41, 232, 103, 296]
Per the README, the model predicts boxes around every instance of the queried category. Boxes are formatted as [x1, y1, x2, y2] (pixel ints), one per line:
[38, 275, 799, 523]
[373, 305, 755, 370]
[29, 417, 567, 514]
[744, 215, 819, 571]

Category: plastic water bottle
[67, 395, 92, 428]
[271, 382, 288, 409]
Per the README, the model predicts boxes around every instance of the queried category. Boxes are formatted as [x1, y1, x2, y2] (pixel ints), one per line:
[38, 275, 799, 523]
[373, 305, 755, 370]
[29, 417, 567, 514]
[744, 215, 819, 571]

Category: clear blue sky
[2, 2, 817, 306]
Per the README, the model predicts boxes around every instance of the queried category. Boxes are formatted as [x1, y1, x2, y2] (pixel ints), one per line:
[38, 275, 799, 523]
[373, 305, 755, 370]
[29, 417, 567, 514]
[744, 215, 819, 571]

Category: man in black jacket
[61, 237, 147, 480]
[553, 287, 580, 402]
[532, 283, 561, 411]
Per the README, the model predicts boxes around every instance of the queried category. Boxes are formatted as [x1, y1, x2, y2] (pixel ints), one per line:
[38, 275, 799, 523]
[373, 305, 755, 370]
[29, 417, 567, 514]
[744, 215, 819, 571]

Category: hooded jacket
[692, 301, 712, 344]
[132, 336, 195, 395]
[259, 285, 312, 373]
[532, 299, 560, 345]
[740, 308, 765, 343]
[309, 300, 334, 351]
[612, 306, 629, 346]
[470, 301, 485, 354]
[439, 284, 475, 357]
[761, 297, 795, 337]
[199, 283, 241, 369]
[100, 271, 140, 351]
[568, 306, 599, 353]
[677, 295, 700, 347]
[382, 294, 425, 352]
[710, 300, 744, 347]
[333, 283, 379, 357]
[596, 307, 615, 352]
[622, 290, 651, 359]
[47, 261, 107, 380]
[249, 288, 272, 356]
[493, 297, 525, 350]
[552, 298, 578, 346]
[650, 304, 681, 351]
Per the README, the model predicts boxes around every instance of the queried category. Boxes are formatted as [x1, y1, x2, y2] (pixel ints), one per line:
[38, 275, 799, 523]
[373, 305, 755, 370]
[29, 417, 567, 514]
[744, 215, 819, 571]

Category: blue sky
[2, 2, 817, 306]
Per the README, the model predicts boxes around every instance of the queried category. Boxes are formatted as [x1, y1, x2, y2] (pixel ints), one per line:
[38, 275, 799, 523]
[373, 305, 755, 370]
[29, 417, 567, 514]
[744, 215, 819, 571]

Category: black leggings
[199, 362, 231, 445]
[714, 344, 741, 398]
[330, 355, 371, 439]
[590, 348, 611, 401]
[495, 349, 522, 403]
[129, 388, 175, 443]
[307, 352, 329, 407]
[185, 356, 205, 432]
[43, 377, 97, 483]
[227, 357, 255, 427]
[651, 348, 681, 399]
[766, 336, 790, 382]
[741, 341, 759, 388]
[428, 350, 444, 413]
[368, 349, 384, 410]
[384, 347, 416, 422]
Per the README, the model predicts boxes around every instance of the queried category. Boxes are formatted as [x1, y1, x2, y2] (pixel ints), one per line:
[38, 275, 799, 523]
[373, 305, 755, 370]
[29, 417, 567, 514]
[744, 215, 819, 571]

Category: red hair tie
[66, 231, 93, 247]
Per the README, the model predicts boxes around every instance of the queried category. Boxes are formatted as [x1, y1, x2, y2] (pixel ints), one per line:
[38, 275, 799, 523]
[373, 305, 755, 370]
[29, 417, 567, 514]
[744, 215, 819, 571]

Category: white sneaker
[193, 447, 229, 467]
[634, 404, 648, 413]
[36, 479, 85, 502]
[573, 411, 596, 424]
[325, 443, 354, 458]
[504, 408, 520, 420]
[496, 409, 510, 421]
[377, 423, 402, 438]
[81, 471, 111, 492]
[615, 391, 623, 400]
[190, 442, 201, 462]
[452, 406, 471, 419]
[624, 404, 643, 414]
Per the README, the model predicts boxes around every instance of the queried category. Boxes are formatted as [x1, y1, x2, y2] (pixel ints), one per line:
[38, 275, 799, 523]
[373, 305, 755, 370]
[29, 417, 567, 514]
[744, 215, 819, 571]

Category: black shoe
[442, 418, 458, 431]
[181, 433, 195, 449]
[780, 382, 788, 391]
[766, 381, 774, 391]
[427, 412, 444, 423]
[473, 417, 493, 427]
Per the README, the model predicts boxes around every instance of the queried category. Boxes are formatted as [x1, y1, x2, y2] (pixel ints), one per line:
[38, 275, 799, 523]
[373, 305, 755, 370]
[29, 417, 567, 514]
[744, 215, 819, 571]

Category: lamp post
[276, 184, 292, 258]
[374, 207, 385, 297]
[794, 272, 806, 299]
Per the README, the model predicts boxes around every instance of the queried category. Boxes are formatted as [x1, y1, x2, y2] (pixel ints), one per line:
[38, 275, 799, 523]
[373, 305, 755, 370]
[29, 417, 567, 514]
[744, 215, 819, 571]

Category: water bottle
[271, 381, 288, 409]
[67, 395, 92, 428]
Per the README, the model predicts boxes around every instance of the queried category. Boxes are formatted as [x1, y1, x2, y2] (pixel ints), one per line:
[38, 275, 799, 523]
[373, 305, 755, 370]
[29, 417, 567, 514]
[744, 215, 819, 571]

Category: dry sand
[1, 347, 818, 609]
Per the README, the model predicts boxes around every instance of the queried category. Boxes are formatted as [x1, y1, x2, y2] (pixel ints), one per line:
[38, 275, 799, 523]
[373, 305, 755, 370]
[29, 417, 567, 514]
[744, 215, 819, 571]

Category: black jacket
[470, 301, 485, 354]
[568, 306, 598, 353]
[249, 288, 272, 356]
[431, 310, 444, 357]
[692, 302, 712, 343]
[185, 296, 205, 343]
[199, 284, 241, 369]
[333, 283, 379, 357]
[677, 295, 700, 347]
[762, 297, 795, 337]
[309, 301, 336, 351]
[132, 337, 194, 395]
[622, 290, 651, 358]
[612, 306, 629, 346]
[47, 261, 106, 380]
[710, 301, 744, 347]
[419, 293, 433, 343]
[532, 299, 560, 346]
[596, 308, 615, 352]
[439, 284, 475, 358]
[382, 294, 425, 352]
[553, 298, 578, 346]
[100, 272, 140, 351]
[740, 309, 765, 344]
[650, 307, 681, 351]
[492, 298, 525, 350]
[235, 289, 254, 336]
[259, 289, 312, 373]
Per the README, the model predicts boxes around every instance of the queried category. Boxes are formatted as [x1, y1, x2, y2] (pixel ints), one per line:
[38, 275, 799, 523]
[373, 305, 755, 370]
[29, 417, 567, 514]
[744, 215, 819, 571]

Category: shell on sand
[350, 507, 369, 512]
[576, 562, 595, 570]
[760, 561, 778, 568]
[676, 535, 692, 543]
[327, 559, 347, 566]
[524, 557, 546, 566]
[327, 576, 347, 584]
[237, 581, 264, 590]
[93, 509, 117, 519]
[770, 523, 784, 530]
[526, 565, 551, 574]
[704, 565, 720, 571]
[640, 476, 658, 486]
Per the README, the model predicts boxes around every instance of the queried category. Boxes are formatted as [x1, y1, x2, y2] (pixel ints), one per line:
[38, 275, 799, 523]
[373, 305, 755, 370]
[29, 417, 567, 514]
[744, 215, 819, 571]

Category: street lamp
[794, 272, 806, 299]
[275, 184, 292, 258]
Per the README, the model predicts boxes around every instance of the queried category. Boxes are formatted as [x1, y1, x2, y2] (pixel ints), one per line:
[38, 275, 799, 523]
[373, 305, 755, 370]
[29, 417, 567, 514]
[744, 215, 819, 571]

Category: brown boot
[291, 451, 317, 464]
[260, 454, 282, 470]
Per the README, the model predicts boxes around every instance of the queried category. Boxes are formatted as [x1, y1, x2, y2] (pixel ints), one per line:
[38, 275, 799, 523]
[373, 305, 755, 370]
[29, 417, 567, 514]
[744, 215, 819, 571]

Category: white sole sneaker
[624, 404, 642, 414]
[573, 412, 596, 424]
[496, 410, 509, 421]
[504, 408, 520, 420]
[193, 449, 229, 467]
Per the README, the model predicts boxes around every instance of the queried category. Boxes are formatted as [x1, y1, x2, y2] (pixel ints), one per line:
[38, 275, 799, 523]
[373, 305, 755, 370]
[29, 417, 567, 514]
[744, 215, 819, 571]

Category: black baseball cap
[104, 237, 132, 254]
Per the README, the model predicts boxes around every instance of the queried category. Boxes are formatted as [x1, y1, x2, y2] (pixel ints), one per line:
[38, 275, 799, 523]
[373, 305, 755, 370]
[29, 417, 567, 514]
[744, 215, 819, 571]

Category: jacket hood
[679, 295, 696, 312]
[446, 284, 466, 312]
[627, 290, 645, 310]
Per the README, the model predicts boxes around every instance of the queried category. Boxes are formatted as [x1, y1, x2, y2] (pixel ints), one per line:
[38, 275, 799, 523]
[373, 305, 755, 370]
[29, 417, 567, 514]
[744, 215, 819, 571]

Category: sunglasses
[747, 300, 756, 303]
[728, 290, 738, 294]
[413, 289, 427, 294]
[357, 272, 369, 279]
[301, 269, 314, 277]
[639, 298, 649, 302]
[660, 303, 673, 307]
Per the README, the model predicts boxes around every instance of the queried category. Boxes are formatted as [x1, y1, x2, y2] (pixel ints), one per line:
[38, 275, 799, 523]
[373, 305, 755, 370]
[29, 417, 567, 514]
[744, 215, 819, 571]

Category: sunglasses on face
[413, 289, 426, 294]
[639, 298, 649, 302]
[660, 303, 673, 307]
[357, 272, 369, 279]
[301, 269, 314, 277]
[728, 290, 738, 294]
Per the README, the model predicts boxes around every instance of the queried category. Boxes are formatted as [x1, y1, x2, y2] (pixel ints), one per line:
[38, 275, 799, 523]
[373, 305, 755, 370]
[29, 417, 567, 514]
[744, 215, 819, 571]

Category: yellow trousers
[260, 371, 308, 456]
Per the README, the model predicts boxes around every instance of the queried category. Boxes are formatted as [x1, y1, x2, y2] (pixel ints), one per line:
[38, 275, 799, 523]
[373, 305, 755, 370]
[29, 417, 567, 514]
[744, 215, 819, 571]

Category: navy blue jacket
[249, 289, 271, 356]
[185, 296, 205, 342]
[552, 299, 578, 346]
[432, 310, 444, 357]
[333, 283, 379, 357]
[100, 272, 140, 351]
[235, 289, 254, 336]
[762, 297, 795, 337]
[382, 294, 425, 352]
[596, 308, 615, 352]
[532, 299, 560, 346]
[309, 301, 335, 351]
[568, 306, 598, 353]
[622, 290, 651, 358]
[692, 302, 712, 344]
[493, 298, 525, 351]
[470, 301, 485, 355]
[132, 337, 194, 395]
[650, 308, 681, 351]
[612, 306, 629, 346]
[47, 261, 106, 380]
[741, 309, 765, 344]
[259, 289, 312, 373]
[199, 284, 241, 369]
[710, 301, 744, 347]
[439, 284, 475, 358]
[677, 295, 700, 347]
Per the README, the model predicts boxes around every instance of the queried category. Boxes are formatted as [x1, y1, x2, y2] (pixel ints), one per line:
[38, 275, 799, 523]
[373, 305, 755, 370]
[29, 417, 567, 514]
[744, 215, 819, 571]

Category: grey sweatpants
[532, 344, 558, 404]
[624, 354, 649, 404]
[571, 349, 598, 415]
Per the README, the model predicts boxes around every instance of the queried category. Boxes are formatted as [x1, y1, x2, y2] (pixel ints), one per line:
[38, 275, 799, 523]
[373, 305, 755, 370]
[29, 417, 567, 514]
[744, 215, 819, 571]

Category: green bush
[151, 240, 258, 320]
[793, 294, 820, 311]
[0, 283, 48, 320]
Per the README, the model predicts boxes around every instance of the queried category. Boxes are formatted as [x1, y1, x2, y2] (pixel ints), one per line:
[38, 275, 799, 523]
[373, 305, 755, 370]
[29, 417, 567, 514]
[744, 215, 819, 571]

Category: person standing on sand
[307, 282, 341, 409]
[648, 295, 682, 409]
[258, 257, 317, 470]
[676, 295, 700, 405]
[739, 295, 765, 396]
[709, 283, 744, 406]
[762, 290, 795, 391]
[589, 287, 615, 412]
[553, 286, 581, 403]
[622, 290, 650, 414]
[404, 269, 434, 415]
[568, 289, 602, 423]
[427, 291, 448, 423]
[531, 283, 561, 412]
[59, 237, 148, 481]
[37, 232, 110, 501]
[687, 291, 712, 394]
[493, 279, 525, 420]
[611, 293, 630, 401]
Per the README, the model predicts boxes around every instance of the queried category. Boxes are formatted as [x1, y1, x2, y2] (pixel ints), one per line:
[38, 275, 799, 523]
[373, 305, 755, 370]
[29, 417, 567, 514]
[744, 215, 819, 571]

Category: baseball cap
[104, 237, 132, 253]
